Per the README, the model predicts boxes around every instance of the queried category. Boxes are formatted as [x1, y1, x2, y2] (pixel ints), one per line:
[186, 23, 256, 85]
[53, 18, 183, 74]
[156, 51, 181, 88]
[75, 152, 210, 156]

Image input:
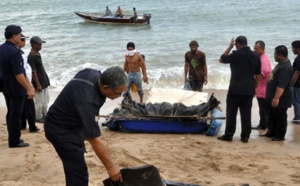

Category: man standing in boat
[132, 7, 138, 23]
[184, 40, 208, 92]
[124, 42, 148, 103]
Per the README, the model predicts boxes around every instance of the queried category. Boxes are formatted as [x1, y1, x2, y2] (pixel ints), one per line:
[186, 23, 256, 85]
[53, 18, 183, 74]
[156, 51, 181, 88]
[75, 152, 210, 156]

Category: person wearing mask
[124, 42, 148, 103]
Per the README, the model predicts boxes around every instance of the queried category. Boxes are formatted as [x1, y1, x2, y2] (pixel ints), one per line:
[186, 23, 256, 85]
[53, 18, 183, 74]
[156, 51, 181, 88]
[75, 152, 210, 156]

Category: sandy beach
[0, 89, 300, 186]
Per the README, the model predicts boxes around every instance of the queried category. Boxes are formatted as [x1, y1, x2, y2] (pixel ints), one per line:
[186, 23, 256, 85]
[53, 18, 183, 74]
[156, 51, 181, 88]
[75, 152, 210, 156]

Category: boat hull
[74, 11, 151, 24]
[104, 108, 222, 135]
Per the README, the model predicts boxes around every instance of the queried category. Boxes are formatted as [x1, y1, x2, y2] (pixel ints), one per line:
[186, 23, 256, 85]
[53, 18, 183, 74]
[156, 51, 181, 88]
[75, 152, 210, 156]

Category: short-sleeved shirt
[185, 50, 206, 81]
[256, 53, 272, 98]
[44, 68, 106, 150]
[27, 52, 50, 89]
[293, 55, 300, 88]
[220, 46, 261, 95]
[266, 60, 293, 108]
[0, 41, 26, 96]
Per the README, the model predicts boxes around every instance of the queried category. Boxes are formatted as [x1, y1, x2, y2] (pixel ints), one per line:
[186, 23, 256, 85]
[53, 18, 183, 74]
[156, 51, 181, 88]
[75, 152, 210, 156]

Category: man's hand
[185, 77, 188, 83]
[229, 38, 235, 48]
[107, 165, 123, 182]
[37, 84, 43, 92]
[272, 97, 279, 107]
[204, 77, 208, 85]
[143, 76, 149, 84]
[27, 87, 35, 99]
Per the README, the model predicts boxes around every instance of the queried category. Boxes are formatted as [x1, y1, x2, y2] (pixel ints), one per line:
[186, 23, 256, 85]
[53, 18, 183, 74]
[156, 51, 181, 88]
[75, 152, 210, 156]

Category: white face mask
[126, 50, 136, 56]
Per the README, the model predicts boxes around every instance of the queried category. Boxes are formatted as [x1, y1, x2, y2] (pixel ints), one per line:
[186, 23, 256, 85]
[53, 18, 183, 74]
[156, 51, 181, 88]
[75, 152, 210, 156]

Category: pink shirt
[256, 53, 272, 98]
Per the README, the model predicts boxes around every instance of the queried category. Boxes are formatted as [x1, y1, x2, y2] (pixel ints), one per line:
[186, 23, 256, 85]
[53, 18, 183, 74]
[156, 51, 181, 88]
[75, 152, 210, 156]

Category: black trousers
[267, 105, 288, 139]
[225, 93, 253, 138]
[3, 93, 25, 146]
[257, 97, 268, 128]
[21, 98, 36, 130]
[46, 132, 88, 186]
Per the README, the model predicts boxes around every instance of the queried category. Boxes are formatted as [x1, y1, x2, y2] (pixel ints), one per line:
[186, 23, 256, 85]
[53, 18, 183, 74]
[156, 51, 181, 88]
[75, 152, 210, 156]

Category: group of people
[0, 24, 149, 185]
[183, 36, 300, 143]
[1, 24, 300, 185]
[0, 25, 50, 148]
[105, 6, 138, 22]
[104, 6, 121, 17]
[0, 24, 126, 185]
[214, 36, 299, 143]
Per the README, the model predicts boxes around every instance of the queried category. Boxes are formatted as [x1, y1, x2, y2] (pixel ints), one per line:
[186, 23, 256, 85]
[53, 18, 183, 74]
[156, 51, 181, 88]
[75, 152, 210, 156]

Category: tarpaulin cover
[111, 92, 220, 119]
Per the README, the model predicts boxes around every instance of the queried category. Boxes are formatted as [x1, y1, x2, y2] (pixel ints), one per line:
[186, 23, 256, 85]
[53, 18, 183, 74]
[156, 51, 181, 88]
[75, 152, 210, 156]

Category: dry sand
[0, 89, 300, 186]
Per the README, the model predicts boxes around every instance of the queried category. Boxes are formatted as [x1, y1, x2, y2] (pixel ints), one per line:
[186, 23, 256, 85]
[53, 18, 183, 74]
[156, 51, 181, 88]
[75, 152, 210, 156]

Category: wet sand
[0, 89, 300, 186]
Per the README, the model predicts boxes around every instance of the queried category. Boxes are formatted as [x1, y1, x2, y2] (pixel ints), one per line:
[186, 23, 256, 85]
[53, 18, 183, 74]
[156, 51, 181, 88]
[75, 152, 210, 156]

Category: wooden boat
[74, 11, 152, 24]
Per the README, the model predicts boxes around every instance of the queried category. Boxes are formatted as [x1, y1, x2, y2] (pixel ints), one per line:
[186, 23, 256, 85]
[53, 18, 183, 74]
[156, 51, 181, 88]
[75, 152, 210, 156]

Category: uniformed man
[0, 25, 35, 148]
[44, 66, 126, 185]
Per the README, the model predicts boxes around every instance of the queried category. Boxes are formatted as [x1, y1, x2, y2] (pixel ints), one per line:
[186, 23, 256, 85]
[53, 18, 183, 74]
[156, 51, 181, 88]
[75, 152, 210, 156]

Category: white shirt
[22, 54, 32, 81]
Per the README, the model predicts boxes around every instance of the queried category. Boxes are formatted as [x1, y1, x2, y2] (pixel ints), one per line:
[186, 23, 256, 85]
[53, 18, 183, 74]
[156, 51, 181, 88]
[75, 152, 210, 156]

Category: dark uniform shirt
[185, 50, 206, 81]
[27, 52, 50, 89]
[293, 55, 300, 88]
[44, 68, 106, 151]
[221, 46, 261, 95]
[0, 41, 26, 96]
[266, 60, 293, 108]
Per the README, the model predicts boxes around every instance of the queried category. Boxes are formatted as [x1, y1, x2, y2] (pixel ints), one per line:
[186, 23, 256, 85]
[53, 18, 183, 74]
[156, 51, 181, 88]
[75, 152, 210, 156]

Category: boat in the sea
[74, 11, 152, 24]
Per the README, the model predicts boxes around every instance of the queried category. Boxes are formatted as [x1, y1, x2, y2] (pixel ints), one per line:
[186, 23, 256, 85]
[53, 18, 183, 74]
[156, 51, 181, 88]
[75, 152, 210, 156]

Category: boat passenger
[115, 6, 123, 18]
[131, 7, 138, 23]
[105, 6, 112, 16]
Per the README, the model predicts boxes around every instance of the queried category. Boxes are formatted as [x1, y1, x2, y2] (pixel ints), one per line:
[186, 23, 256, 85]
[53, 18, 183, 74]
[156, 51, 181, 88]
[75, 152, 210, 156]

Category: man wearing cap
[18, 35, 39, 132]
[28, 36, 50, 123]
[184, 40, 208, 92]
[0, 25, 35, 148]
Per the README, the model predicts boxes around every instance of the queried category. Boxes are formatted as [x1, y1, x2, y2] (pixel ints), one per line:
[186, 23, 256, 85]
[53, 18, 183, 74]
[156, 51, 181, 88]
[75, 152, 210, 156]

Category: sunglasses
[21, 38, 26, 42]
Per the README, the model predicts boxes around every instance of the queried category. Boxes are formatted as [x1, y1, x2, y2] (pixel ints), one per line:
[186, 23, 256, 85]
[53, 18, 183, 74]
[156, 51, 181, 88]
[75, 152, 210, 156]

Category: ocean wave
[47, 62, 230, 91]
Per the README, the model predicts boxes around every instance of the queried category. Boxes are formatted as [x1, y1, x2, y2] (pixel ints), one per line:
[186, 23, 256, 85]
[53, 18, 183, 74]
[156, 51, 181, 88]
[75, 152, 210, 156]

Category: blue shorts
[189, 80, 203, 91]
[127, 71, 144, 96]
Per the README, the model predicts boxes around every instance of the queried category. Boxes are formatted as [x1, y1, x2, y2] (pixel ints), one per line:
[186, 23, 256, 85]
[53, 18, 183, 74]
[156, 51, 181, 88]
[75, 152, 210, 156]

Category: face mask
[127, 50, 136, 56]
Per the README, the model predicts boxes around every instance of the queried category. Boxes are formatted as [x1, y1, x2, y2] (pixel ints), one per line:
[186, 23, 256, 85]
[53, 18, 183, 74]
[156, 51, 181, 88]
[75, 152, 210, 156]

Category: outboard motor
[143, 13, 152, 24]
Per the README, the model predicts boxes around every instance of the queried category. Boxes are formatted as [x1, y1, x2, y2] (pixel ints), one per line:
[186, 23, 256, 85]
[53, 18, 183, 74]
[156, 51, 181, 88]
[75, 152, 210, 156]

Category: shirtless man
[124, 42, 148, 103]
[115, 6, 123, 18]
[132, 7, 137, 23]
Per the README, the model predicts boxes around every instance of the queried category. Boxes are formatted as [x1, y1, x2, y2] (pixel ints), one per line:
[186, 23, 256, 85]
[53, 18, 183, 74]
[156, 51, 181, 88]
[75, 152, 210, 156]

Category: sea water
[1, 0, 300, 90]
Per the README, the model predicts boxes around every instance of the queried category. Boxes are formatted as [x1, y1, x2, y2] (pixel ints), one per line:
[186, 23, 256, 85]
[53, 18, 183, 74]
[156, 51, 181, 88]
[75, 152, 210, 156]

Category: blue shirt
[0, 41, 26, 96]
